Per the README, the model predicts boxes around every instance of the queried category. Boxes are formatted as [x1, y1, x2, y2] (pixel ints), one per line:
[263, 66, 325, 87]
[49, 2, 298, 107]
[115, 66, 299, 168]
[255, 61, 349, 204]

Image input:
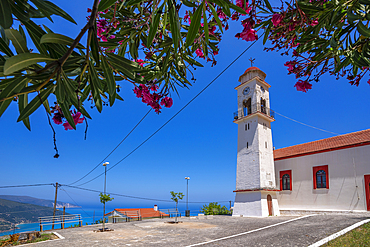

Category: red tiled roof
[105, 208, 169, 218]
[274, 129, 370, 160]
[244, 66, 261, 73]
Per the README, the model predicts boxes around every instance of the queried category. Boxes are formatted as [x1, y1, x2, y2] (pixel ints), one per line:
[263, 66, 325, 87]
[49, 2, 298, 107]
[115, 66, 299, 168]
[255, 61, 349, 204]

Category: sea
[0, 205, 204, 236]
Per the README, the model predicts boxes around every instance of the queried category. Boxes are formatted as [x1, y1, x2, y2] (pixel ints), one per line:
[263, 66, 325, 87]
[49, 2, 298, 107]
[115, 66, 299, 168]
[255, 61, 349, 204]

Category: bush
[200, 202, 230, 215]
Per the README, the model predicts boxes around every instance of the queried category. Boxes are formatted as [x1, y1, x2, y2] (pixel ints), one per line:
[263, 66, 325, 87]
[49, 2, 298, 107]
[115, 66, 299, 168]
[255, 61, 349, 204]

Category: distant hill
[0, 199, 64, 232]
[0, 195, 79, 208]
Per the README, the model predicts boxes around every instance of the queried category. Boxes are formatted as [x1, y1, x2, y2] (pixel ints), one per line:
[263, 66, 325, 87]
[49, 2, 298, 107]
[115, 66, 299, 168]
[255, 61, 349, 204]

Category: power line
[76, 40, 259, 186]
[68, 109, 152, 186]
[274, 111, 339, 135]
[60, 188, 91, 218]
[0, 183, 54, 189]
[62, 184, 230, 204]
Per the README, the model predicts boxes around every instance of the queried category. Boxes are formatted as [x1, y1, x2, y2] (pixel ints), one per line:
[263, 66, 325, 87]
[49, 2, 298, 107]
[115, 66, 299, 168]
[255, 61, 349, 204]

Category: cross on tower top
[249, 58, 255, 67]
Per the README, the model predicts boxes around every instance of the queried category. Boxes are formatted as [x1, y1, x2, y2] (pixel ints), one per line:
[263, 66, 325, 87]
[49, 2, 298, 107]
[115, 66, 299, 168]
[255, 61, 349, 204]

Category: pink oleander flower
[294, 80, 312, 92]
[368, 79, 370, 85]
[62, 112, 85, 130]
[52, 112, 63, 125]
[213, 50, 219, 56]
[272, 13, 283, 27]
[217, 10, 226, 19]
[284, 61, 295, 72]
[236, 0, 251, 13]
[150, 85, 159, 92]
[240, 28, 257, 41]
[101, 35, 108, 42]
[160, 96, 173, 108]
[195, 48, 204, 58]
[310, 19, 318, 26]
[136, 59, 145, 67]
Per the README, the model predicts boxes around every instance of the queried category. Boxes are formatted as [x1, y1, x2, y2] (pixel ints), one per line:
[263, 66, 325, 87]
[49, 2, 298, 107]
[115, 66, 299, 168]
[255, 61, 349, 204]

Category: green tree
[200, 202, 230, 215]
[0, 0, 366, 136]
[170, 191, 184, 223]
[99, 193, 113, 231]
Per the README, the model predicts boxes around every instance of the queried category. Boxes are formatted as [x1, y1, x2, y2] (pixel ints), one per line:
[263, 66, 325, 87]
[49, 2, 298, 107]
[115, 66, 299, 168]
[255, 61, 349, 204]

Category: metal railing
[39, 214, 82, 231]
[233, 103, 275, 120]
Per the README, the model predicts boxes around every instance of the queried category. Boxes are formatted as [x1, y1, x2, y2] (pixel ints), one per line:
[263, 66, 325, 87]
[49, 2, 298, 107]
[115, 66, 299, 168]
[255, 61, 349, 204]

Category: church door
[267, 194, 273, 216]
[365, 175, 370, 211]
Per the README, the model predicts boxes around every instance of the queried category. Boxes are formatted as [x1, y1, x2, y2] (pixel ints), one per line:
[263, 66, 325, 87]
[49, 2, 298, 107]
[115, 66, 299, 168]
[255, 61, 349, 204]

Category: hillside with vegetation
[0, 199, 63, 232]
[0, 195, 78, 208]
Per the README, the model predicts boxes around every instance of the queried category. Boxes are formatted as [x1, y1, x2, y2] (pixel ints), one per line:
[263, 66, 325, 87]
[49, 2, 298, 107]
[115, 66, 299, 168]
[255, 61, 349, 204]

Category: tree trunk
[175, 202, 178, 223]
[103, 202, 105, 231]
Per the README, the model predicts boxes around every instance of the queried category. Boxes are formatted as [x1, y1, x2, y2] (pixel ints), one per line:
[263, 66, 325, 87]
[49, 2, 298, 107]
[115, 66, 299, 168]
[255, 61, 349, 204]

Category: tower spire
[249, 57, 255, 67]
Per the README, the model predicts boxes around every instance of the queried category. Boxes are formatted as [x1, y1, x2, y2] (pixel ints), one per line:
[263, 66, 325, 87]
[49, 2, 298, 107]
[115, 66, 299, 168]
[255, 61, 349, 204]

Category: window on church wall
[279, 170, 292, 191]
[313, 165, 329, 189]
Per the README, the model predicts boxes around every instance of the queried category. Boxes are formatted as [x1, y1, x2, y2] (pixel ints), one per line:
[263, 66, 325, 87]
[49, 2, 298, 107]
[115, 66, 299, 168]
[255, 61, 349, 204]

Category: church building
[232, 67, 370, 217]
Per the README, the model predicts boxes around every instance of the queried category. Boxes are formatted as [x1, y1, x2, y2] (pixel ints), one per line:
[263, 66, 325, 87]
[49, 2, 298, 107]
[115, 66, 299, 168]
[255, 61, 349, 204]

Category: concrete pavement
[30, 212, 369, 246]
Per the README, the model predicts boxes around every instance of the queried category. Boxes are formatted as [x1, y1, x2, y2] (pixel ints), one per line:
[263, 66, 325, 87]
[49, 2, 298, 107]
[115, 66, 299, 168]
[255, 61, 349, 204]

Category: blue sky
[1, 0, 370, 212]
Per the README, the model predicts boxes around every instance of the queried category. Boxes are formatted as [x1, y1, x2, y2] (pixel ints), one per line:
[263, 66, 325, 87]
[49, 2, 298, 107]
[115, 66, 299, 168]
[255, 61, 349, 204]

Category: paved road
[30, 213, 369, 246]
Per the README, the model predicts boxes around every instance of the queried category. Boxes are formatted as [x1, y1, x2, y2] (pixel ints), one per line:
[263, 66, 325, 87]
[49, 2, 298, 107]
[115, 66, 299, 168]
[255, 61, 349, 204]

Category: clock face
[243, 87, 250, 95]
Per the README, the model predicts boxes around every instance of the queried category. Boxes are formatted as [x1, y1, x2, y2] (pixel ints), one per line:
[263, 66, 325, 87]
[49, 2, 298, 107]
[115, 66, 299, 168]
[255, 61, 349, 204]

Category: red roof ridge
[274, 129, 370, 160]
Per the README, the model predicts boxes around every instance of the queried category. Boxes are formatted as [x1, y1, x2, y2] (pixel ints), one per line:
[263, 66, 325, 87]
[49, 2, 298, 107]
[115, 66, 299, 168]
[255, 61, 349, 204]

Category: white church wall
[236, 115, 261, 190]
[233, 191, 263, 216]
[275, 144, 370, 211]
[258, 118, 276, 188]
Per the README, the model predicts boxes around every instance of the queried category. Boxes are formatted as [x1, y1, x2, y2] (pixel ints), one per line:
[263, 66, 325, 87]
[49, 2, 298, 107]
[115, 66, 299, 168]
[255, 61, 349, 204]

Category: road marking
[186, 215, 315, 246]
[308, 219, 370, 247]
[53, 231, 65, 239]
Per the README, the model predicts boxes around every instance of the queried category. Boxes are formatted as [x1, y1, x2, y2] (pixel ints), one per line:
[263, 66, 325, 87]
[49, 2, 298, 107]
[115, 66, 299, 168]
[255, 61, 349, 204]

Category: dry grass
[324, 222, 370, 247]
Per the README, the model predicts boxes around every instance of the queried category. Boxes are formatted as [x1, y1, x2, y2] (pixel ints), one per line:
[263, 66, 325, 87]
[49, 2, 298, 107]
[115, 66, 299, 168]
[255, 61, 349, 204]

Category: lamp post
[102, 161, 109, 231]
[185, 177, 190, 217]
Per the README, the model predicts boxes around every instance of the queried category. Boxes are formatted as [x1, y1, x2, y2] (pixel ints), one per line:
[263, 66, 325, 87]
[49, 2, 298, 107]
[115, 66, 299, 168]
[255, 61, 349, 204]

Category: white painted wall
[275, 144, 370, 211]
[233, 191, 280, 217]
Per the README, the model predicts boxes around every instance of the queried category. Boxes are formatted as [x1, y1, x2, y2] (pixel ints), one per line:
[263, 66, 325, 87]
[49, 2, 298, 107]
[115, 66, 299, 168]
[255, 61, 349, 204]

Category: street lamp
[102, 161, 109, 231]
[185, 177, 190, 217]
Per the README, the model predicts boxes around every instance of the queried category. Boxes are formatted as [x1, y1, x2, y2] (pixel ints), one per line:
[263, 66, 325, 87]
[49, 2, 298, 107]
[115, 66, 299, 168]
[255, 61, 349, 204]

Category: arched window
[316, 170, 327, 188]
[279, 170, 292, 191]
[282, 174, 290, 190]
[243, 98, 251, 117]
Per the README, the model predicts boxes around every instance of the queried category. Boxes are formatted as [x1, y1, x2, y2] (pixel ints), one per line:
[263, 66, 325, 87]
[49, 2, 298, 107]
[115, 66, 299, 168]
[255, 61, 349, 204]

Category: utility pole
[52, 182, 59, 230]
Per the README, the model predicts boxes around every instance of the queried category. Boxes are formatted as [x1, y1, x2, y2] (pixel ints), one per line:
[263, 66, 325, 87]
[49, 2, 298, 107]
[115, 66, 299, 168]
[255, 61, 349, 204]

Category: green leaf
[55, 74, 65, 104]
[59, 100, 76, 130]
[181, 0, 197, 7]
[0, 76, 29, 101]
[229, 2, 247, 15]
[208, 3, 223, 32]
[17, 85, 54, 122]
[167, 0, 181, 51]
[347, 10, 360, 24]
[0, 35, 14, 56]
[90, 25, 100, 66]
[360, 0, 370, 5]
[357, 21, 370, 38]
[263, 23, 272, 45]
[5, 29, 28, 54]
[106, 53, 143, 71]
[4, 53, 55, 75]
[31, 0, 77, 24]
[18, 89, 31, 130]
[98, 0, 117, 11]
[40, 33, 85, 48]
[0, 99, 12, 117]
[147, 5, 163, 47]
[88, 60, 103, 112]
[183, 55, 203, 67]
[101, 56, 116, 106]
[262, 0, 273, 12]
[0, 0, 13, 29]
[9, 0, 30, 22]
[185, 1, 204, 48]
[203, 7, 209, 48]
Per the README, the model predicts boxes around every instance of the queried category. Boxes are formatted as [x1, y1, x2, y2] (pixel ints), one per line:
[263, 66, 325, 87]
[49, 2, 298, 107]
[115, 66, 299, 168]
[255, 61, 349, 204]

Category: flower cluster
[51, 104, 85, 130]
[133, 84, 173, 113]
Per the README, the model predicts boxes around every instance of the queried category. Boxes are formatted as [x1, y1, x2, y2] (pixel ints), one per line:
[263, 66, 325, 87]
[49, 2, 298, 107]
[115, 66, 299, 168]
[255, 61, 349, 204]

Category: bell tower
[232, 67, 280, 217]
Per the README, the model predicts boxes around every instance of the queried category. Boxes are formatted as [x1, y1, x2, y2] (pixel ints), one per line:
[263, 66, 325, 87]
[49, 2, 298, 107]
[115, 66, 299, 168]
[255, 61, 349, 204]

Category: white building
[232, 67, 370, 216]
